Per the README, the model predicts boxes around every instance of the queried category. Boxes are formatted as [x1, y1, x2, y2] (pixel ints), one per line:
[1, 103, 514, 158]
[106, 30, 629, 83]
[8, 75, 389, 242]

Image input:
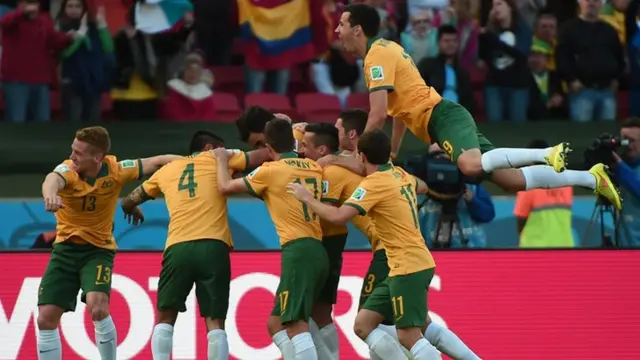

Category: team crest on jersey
[322, 180, 329, 195]
[370, 66, 384, 81]
[248, 167, 260, 178]
[55, 164, 70, 173]
[351, 187, 366, 201]
[120, 160, 136, 168]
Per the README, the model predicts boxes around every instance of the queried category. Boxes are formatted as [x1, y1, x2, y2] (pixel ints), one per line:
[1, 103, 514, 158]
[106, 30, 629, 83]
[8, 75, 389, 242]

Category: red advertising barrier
[1, 251, 639, 360]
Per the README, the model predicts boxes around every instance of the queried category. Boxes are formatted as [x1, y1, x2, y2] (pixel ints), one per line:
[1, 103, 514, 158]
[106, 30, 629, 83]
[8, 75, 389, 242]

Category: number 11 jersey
[142, 151, 248, 250]
[243, 151, 323, 247]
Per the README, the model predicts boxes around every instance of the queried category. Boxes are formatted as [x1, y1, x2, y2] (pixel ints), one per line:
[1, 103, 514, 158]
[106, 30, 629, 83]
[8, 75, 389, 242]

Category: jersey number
[401, 51, 417, 69]
[294, 177, 319, 221]
[82, 195, 96, 211]
[178, 163, 198, 197]
[400, 184, 419, 227]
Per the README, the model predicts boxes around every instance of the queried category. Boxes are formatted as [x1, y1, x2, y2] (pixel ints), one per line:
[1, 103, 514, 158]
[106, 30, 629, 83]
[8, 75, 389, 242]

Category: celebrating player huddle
[37, 3, 623, 360]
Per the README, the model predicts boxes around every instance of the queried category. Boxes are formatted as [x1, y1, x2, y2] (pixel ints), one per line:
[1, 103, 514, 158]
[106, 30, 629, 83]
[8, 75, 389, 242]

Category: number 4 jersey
[53, 155, 143, 250]
[142, 151, 249, 250]
[243, 151, 323, 247]
[343, 163, 435, 277]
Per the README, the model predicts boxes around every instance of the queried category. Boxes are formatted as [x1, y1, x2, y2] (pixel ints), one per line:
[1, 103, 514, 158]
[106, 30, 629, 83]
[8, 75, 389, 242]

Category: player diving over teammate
[39, 126, 180, 360]
[120, 130, 267, 360]
[328, 3, 622, 210]
[213, 119, 329, 360]
[289, 130, 443, 360]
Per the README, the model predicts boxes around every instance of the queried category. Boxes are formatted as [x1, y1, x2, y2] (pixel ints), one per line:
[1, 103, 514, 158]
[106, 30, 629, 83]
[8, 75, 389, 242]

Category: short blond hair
[75, 126, 111, 154]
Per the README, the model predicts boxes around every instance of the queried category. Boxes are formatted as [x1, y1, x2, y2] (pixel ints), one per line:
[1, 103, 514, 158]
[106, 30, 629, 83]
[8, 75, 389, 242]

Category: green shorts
[362, 268, 435, 329]
[429, 99, 495, 163]
[157, 239, 231, 319]
[358, 249, 394, 325]
[38, 242, 115, 312]
[317, 234, 348, 304]
[271, 238, 329, 324]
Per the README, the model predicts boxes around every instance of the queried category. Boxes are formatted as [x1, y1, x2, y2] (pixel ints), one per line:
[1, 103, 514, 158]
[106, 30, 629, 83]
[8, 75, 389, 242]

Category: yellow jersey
[322, 165, 381, 251]
[344, 163, 435, 276]
[364, 37, 443, 143]
[244, 152, 323, 246]
[53, 155, 143, 249]
[142, 151, 248, 249]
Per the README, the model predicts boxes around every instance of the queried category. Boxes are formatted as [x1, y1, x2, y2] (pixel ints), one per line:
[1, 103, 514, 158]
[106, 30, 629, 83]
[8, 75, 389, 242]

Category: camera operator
[611, 118, 640, 247]
[419, 144, 496, 248]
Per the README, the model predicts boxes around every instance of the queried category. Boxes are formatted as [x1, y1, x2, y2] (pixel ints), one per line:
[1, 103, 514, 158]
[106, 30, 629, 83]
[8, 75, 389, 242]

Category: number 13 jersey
[243, 152, 323, 247]
[142, 151, 248, 250]
[343, 163, 435, 277]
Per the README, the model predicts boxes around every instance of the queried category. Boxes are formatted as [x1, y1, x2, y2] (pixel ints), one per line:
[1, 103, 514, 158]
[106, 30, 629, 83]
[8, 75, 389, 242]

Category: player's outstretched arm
[414, 177, 429, 195]
[364, 90, 388, 133]
[140, 155, 182, 176]
[120, 185, 151, 225]
[390, 118, 407, 160]
[213, 148, 251, 195]
[318, 155, 365, 176]
[42, 172, 66, 212]
[288, 183, 359, 225]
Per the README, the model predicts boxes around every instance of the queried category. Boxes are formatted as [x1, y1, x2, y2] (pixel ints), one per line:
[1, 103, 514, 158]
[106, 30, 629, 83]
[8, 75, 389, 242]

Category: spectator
[532, 12, 557, 70]
[612, 118, 640, 248]
[161, 53, 216, 122]
[600, 0, 630, 45]
[401, 10, 438, 63]
[527, 38, 564, 120]
[407, 0, 450, 17]
[514, 140, 574, 248]
[557, 0, 625, 122]
[433, 0, 480, 71]
[0, 0, 72, 123]
[418, 25, 475, 112]
[420, 143, 495, 248]
[57, 3, 114, 123]
[479, 0, 532, 123]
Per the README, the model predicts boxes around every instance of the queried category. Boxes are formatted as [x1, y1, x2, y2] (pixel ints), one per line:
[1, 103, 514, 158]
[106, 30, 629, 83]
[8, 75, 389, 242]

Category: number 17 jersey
[142, 151, 248, 250]
[243, 152, 323, 246]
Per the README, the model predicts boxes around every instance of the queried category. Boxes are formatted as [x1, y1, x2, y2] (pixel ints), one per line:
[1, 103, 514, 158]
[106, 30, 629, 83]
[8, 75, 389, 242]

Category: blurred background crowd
[1, 0, 639, 251]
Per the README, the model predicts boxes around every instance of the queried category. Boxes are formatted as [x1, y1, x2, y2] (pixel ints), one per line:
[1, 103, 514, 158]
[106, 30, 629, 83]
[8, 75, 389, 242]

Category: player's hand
[292, 122, 308, 133]
[44, 195, 63, 212]
[287, 183, 312, 202]
[123, 206, 145, 226]
[317, 154, 338, 168]
[211, 147, 230, 161]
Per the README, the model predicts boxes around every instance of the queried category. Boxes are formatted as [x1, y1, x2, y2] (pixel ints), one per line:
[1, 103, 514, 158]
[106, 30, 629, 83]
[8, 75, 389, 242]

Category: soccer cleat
[589, 163, 623, 210]
[545, 142, 571, 173]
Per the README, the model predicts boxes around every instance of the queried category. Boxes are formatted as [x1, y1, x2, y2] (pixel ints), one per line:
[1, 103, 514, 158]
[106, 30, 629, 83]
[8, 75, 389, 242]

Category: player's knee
[396, 327, 423, 351]
[267, 315, 284, 337]
[353, 311, 377, 341]
[456, 150, 483, 177]
[311, 302, 333, 328]
[37, 306, 62, 330]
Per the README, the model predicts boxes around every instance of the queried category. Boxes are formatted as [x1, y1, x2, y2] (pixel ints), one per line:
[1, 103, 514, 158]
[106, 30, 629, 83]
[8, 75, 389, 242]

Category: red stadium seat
[617, 91, 630, 119]
[346, 93, 369, 110]
[468, 66, 486, 90]
[212, 92, 242, 122]
[211, 66, 245, 101]
[296, 93, 342, 123]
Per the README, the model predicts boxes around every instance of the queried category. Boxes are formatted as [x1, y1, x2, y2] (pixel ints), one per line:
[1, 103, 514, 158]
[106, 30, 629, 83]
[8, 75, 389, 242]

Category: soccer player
[214, 118, 330, 360]
[236, 105, 305, 153]
[289, 129, 442, 360]
[120, 130, 262, 360]
[38, 126, 179, 360]
[336, 110, 480, 360]
[332, 3, 622, 211]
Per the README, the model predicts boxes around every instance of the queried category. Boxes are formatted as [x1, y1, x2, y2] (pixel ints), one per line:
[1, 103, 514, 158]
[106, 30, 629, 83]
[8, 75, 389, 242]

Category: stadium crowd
[0, 0, 638, 123]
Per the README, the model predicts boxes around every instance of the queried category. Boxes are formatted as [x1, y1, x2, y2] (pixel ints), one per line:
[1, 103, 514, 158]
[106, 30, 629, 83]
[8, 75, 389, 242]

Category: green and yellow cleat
[589, 163, 623, 211]
[545, 142, 571, 173]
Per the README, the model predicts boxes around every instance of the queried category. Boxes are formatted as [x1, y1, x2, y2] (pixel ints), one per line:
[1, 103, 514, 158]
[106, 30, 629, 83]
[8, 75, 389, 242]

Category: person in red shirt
[0, 0, 73, 122]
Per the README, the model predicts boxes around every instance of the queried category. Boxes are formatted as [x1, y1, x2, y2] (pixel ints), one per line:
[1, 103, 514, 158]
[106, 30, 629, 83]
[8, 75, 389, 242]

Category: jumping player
[289, 130, 442, 360]
[120, 130, 263, 360]
[332, 3, 622, 210]
[39, 126, 178, 360]
[214, 119, 329, 360]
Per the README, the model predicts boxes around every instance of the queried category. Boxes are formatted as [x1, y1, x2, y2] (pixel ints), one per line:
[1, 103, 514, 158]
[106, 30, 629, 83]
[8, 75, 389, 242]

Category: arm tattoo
[121, 186, 153, 211]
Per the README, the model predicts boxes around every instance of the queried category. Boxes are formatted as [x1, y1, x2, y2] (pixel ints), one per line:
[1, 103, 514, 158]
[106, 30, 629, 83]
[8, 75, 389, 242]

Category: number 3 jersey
[142, 151, 248, 250]
[53, 155, 143, 250]
[243, 152, 323, 247]
[343, 163, 435, 277]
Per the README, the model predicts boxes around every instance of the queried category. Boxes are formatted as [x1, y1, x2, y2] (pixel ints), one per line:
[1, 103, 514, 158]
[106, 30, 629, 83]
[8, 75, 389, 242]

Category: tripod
[585, 196, 620, 248]
[432, 201, 469, 248]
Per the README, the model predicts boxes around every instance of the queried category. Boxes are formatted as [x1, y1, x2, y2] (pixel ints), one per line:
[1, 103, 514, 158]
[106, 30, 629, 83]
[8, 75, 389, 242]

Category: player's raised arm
[213, 148, 254, 195]
[318, 154, 365, 175]
[121, 172, 163, 226]
[140, 154, 182, 176]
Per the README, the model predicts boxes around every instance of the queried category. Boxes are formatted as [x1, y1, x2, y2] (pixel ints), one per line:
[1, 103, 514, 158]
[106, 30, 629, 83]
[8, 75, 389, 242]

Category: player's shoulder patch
[247, 166, 261, 179]
[369, 65, 384, 81]
[119, 159, 137, 169]
[54, 164, 71, 173]
[322, 180, 329, 195]
[351, 187, 367, 201]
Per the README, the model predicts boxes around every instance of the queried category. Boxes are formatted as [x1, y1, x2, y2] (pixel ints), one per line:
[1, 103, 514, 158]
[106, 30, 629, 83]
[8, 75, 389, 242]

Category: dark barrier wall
[0, 121, 617, 196]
